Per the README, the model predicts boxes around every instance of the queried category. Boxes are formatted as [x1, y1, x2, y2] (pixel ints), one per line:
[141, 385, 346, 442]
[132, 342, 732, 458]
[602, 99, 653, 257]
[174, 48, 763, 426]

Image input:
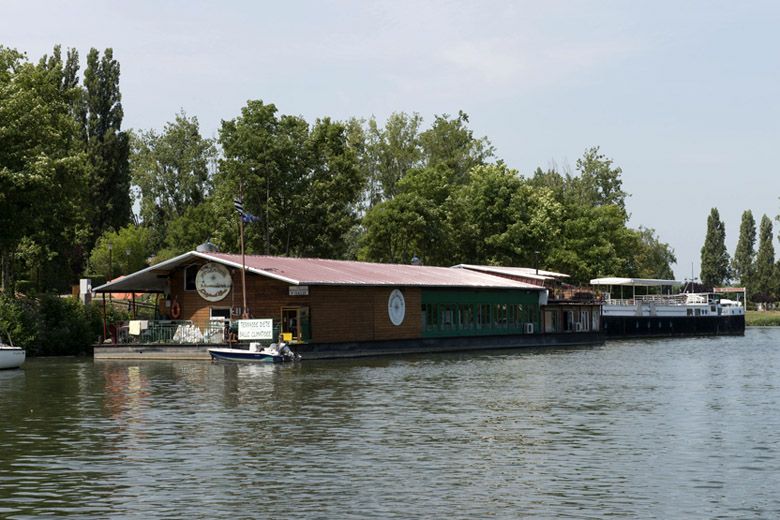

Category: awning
[589, 277, 682, 287]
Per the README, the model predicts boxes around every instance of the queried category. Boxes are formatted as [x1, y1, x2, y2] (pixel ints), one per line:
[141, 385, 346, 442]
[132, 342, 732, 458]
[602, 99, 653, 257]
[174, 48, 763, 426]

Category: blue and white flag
[242, 212, 260, 223]
[235, 197, 259, 223]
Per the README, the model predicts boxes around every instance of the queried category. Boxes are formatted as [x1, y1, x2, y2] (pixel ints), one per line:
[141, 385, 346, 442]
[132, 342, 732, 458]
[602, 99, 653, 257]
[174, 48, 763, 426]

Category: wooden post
[239, 177, 249, 319]
[102, 293, 107, 343]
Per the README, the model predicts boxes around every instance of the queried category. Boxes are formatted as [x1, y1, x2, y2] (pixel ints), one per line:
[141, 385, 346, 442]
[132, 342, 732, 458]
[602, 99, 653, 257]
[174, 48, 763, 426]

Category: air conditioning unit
[575, 323, 583, 332]
[524, 323, 534, 334]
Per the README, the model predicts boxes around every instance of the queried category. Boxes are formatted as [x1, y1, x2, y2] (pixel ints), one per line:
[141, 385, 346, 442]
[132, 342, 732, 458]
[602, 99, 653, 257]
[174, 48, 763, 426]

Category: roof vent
[196, 238, 219, 253]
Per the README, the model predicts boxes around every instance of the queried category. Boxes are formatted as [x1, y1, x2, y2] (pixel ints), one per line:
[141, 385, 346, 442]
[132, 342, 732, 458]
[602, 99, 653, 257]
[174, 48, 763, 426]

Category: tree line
[2, 45, 678, 299]
[702, 208, 780, 303]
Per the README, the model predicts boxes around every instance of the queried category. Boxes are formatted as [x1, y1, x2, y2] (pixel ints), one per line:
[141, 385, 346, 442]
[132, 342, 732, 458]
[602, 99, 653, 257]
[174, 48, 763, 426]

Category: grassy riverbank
[746, 310, 780, 326]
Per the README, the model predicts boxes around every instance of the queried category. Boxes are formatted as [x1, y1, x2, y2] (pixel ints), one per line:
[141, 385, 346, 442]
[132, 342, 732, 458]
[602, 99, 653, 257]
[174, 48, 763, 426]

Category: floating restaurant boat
[590, 277, 745, 338]
[91, 247, 605, 360]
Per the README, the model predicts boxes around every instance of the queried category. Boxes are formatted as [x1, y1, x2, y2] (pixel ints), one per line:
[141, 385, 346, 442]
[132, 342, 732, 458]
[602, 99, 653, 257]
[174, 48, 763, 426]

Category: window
[545, 310, 558, 332]
[564, 311, 574, 331]
[425, 304, 438, 332]
[185, 264, 198, 291]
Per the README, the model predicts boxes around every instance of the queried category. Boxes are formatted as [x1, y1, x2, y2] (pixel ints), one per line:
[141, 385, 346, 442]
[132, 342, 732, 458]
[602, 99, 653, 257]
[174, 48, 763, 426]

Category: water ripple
[2, 330, 780, 518]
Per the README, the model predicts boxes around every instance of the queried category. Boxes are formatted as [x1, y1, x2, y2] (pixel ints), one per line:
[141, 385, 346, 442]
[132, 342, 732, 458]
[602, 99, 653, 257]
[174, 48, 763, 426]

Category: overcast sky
[4, 0, 779, 281]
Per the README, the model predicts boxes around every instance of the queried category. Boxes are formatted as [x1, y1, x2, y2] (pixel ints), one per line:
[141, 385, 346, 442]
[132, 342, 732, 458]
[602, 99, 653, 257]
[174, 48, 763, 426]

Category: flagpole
[239, 177, 248, 319]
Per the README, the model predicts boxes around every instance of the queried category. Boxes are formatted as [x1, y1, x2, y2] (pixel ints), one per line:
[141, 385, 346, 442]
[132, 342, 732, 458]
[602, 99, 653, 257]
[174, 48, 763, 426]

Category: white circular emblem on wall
[195, 263, 232, 302]
[388, 289, 405, 326]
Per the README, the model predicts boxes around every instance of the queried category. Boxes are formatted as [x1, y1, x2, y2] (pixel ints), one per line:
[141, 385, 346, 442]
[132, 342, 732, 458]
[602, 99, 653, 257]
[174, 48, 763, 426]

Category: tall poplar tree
[733, 210, 756, 296]
[755, 214, 775, 299]
[80, 48, 131, 245]
[700, 207, 730, 288]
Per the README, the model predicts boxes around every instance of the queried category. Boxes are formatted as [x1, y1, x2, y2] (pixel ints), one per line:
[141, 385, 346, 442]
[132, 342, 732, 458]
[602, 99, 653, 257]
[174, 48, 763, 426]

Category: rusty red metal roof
[201, 253, 544, 289]
[454, 264, 569, 282]
[93, 252, 548, 293]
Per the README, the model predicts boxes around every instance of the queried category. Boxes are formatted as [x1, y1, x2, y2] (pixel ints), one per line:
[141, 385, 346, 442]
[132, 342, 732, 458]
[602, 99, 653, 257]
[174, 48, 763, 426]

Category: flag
[235, 197, 259, 223]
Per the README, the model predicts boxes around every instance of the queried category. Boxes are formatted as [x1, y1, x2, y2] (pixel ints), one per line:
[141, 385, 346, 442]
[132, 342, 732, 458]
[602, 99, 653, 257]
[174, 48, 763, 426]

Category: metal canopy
[589, 277, 683, 287]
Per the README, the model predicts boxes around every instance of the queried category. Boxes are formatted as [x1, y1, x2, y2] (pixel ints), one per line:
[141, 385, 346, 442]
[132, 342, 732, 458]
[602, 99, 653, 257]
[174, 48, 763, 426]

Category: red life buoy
[171, 299, 181, 319]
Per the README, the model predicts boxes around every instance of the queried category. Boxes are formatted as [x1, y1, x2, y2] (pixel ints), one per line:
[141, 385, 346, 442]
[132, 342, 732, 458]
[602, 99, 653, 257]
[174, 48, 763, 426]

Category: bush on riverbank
[0, 294, 129, 356]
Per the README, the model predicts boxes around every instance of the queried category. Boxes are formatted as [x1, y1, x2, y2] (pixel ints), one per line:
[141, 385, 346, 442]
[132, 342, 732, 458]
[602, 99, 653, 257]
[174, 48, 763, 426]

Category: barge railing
[605, 294, 708, 306]
[106, 319, 281, 345]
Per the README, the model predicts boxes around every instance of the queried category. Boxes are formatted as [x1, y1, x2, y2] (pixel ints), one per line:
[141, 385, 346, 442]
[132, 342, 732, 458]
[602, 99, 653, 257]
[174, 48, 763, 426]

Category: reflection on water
[2, 329, 780, 518]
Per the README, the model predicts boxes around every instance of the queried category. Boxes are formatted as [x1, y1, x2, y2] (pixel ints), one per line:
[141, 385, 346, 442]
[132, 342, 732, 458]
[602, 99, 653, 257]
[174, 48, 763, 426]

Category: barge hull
[603, 315, 744, 338]
[94, 332, 604, 361]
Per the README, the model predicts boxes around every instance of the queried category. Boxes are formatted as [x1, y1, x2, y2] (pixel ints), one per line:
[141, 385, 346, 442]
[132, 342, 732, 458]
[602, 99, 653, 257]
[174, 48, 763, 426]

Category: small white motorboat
[0, 329, 25, 370]
[208, 341, 299, 364]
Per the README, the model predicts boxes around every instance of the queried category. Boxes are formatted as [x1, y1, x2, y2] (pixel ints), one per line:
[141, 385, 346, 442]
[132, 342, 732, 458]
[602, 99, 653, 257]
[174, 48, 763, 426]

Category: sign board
[238, 319, 274, 340]
[388, 289, 406, 326]
[289, 286, 309, 296]
[195, 263, 232, 302]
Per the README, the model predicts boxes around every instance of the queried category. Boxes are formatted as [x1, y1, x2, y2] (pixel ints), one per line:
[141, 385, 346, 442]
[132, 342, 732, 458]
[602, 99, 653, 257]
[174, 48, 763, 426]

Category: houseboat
[92, 251, 604, 360]
[590, 277, 745, 338]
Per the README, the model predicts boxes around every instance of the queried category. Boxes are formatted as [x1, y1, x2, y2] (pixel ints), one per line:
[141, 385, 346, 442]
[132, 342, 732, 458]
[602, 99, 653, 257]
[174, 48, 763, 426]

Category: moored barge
[92, 251, 604, 360]
[590, 277, 745, 338]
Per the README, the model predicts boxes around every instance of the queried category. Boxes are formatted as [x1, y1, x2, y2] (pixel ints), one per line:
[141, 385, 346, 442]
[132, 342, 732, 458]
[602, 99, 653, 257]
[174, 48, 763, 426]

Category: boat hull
[602, 314, 745, 338]
[208, 347, 287, 363]
[97, 331, 605, 361]
[0, 348, 26, 369]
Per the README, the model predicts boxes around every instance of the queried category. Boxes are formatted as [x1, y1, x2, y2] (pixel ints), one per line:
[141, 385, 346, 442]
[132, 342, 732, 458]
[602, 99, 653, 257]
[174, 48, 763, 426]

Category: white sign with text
[238, 319, 274, 340]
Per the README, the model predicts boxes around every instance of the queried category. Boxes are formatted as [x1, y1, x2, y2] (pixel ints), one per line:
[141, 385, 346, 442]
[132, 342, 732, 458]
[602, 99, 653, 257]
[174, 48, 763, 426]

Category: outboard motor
[278, 342, 299, 361]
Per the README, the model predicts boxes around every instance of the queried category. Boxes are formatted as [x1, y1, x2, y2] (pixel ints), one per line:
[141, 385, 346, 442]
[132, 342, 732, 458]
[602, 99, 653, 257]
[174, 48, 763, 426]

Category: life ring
[171, 299, 181, 319]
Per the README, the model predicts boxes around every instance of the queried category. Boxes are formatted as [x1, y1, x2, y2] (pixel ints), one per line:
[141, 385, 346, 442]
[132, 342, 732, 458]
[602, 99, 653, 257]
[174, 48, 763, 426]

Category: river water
[2, 328, 779, 519]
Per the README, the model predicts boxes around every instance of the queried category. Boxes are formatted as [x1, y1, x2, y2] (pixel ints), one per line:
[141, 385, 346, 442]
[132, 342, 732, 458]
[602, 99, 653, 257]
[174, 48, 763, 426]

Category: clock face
[195, 263, 232, 302]
[388, 289, 405, 326]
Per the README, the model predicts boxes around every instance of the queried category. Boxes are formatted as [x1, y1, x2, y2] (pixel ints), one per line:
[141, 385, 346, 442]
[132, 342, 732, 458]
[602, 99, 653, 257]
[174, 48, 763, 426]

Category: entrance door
[281, 307, 299, 341]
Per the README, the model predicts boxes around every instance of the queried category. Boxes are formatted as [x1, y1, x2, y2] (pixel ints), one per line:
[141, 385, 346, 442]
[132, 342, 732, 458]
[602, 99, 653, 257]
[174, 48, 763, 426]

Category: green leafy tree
[86, 225, 151, 282]
[358, 191, 444, 264]
[453, 164, 523, 265]
[365, 112, 423, 202]
[733, 210, 757, 296]
[132, 110, 217, 251]
[572, 146, 628, 211]
[219, 100, 282, 255]
[700, 208, 730, 288]
[81, 48, 131, 245]
[161, 201, 226, 258]
[218, 101, 364, 258]
[294, 117, 364, 258]
[0, 46, 87, 293]
[755, 214, 775, 299]
[631, 226, 677, 280]
[419, 111, 494, 184]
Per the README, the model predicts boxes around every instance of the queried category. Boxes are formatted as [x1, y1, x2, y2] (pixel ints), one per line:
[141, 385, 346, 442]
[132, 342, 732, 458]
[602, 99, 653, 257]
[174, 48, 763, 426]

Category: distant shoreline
[746, 311, 780, 326]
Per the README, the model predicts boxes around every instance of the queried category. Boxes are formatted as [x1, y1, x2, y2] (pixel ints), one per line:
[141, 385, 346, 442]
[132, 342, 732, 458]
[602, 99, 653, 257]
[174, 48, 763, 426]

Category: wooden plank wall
[168, 261, 422, 343]
[311, 286, 421, 343]
[168, 261, 311, 323]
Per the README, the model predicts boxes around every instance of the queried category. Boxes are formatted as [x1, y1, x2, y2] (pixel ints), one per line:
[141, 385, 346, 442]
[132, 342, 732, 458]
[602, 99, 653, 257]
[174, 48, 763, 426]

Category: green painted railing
[109, 319, 279, 345]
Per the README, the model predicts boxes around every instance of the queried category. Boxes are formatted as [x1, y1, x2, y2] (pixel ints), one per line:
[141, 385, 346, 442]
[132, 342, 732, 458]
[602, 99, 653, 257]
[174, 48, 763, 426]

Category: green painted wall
[421, 289, 541, 338]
